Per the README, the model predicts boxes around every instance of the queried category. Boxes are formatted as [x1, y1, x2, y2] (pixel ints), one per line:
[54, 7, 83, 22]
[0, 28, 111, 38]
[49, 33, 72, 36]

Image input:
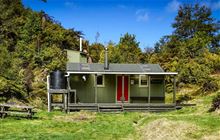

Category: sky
[22, 0, 220, 50]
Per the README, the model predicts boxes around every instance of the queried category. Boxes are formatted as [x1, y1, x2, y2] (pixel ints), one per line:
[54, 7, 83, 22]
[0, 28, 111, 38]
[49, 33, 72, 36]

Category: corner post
[67, 75, 70, 108]
[47, 75, 51, 112]
[95, 74, 98, 103]
[148, 75, 151, 104]
[173, 76, 176, 105]
[163, 75, 166, 103]
[64, 92, 68, 113]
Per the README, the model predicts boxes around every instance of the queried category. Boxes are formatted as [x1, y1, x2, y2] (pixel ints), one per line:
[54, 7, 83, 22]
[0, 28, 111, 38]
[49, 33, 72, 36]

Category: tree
[117, 33, 142, 63]
[99, 41, 122, 63]
[99, 34, 143, 64]
[89, 43, 104, 63]
[172, 4, 220, 51]
[142, 47, 154, 63]
[0, 0, 24, 51]
[0, 0, 83, 103]
[151, 3, 220, 84]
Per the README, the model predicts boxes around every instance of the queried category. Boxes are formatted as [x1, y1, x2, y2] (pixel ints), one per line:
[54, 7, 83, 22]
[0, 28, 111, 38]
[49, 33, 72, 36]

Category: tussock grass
[201, 131, 220, 140]
[53, 111, 96, 122]
[137, 118, 198, 140]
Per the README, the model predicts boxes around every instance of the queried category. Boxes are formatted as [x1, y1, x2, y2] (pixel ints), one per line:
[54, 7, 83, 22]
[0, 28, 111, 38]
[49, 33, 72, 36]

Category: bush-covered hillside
[0, 0, 220, 107]
[0, 0, 83, 105]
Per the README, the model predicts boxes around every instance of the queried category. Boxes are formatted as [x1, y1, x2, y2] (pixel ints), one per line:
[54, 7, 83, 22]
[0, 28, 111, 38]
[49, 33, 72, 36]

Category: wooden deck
[51, 103, 180, 112]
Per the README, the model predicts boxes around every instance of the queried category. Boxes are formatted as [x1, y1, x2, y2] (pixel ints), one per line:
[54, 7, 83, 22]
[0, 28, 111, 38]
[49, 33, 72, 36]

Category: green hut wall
[69, 74, 165, 103]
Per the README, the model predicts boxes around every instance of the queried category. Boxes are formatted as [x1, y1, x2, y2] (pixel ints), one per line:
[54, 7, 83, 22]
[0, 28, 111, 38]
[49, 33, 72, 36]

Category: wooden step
[68, 107, 97, 109]
[68, 106, 98, 111]
[68, 104, 97, 107]
[99, 106, 122, 109]
[98, 105, 123, 112]
[99, 109, 123, 112]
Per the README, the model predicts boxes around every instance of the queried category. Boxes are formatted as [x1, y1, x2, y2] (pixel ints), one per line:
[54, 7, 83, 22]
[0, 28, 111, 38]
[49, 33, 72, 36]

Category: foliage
[0, 45, 10, 75]
[173, 4, 218, 37]
[141, 47, 154, 63]
[117, 33, 142, 63]
[149, 3, 220, 84]
[201, 78, 219, 92]
[176, 94, 192, 104]
[99, 41, 122, 63]
[0, 0, 220, 106]
[209, 93, 220, 112]
[89, 43, 104, 63]
[99, 34, 143, 64]
[0, 0, 82, 103]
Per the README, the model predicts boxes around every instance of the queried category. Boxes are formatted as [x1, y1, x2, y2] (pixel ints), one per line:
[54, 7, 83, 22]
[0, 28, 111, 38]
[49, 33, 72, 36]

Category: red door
[117, 76, 129, 102]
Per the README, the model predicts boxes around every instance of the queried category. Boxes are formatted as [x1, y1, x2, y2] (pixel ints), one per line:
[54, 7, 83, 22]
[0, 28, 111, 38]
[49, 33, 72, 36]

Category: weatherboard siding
[70, 74, 116, 103]
[67, 50, 87, 63]
[67, 51, 80, 63]
[130, 75, 165, 103]
[97, 75, 116, 103]
[69, 74, 165, 103]
[70, 74, 95, 103]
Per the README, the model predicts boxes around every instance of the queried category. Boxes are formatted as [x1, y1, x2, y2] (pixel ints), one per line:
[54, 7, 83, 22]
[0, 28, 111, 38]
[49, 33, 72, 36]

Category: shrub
[201, 78, 219, 92]
[177, 94, 192, 104]
[209, 93, 220, 112]
[178, 60, 210, 84]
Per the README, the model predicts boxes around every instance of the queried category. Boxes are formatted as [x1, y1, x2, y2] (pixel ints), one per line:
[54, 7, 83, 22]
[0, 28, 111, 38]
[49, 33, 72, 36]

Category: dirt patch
[54, 111, 96, 122]
[138, 118, 198, 140]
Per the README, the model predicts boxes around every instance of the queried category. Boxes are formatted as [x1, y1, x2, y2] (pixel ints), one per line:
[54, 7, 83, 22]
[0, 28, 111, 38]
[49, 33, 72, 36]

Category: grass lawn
[0, 111, 140, 140]
[1, 94, 220, 140]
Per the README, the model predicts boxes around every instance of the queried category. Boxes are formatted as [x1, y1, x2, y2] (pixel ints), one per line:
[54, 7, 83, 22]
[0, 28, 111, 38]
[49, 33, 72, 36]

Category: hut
[47, 48, 177, 112]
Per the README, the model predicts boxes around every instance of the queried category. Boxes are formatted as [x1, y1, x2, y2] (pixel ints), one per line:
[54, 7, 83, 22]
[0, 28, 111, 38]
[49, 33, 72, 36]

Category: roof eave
[66, 71, 178, 75]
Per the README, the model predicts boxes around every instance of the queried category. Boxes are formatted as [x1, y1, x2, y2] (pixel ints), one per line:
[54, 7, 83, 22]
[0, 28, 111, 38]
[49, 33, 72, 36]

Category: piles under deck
[51, 103, 177, 112]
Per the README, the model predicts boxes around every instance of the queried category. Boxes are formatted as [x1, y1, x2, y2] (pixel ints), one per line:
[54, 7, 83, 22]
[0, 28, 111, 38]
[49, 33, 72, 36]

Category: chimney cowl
[104, 47, 109, 70]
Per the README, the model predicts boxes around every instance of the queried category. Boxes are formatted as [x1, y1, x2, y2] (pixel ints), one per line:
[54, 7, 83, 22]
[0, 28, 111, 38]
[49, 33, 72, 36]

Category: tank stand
[48, 89, 68, 113]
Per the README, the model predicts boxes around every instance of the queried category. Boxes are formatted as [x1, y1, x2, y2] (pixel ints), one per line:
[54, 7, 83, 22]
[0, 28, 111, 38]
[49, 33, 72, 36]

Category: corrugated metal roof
[67, 63, 164, 73]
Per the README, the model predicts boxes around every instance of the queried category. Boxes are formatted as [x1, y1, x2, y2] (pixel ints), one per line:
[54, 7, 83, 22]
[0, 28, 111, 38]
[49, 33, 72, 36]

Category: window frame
[94, 75, 105, 87]
[139, 75, 148, 87]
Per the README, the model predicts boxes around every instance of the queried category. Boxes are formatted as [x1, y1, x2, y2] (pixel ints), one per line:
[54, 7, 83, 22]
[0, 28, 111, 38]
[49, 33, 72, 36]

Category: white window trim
[94, 75, 105, 87]
[139, 75, 148, 87]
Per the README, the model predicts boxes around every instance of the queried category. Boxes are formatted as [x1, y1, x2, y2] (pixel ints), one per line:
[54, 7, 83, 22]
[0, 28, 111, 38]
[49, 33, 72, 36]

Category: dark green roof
[67, 63, 164, 73]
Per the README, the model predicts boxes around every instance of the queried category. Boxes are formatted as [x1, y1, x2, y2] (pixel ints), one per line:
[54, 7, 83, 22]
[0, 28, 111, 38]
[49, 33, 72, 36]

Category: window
[130, 75, 139, 85]
[139, 75, 148, 87]
[94, 75, 105, 87]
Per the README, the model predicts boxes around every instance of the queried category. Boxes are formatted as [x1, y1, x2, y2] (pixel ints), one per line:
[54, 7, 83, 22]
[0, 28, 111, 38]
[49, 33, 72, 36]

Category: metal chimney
[80, 38, 82, 52]
[104, 47, 109, 70]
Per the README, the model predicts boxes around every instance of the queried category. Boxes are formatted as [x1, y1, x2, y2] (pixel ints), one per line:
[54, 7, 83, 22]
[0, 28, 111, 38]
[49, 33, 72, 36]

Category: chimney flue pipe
[80, 38, 82, 52]
[104, 47, 109, 70]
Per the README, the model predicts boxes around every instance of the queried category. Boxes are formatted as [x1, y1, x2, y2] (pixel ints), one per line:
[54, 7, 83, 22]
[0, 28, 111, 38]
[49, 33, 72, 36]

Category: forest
[0, 0, 220, 108]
